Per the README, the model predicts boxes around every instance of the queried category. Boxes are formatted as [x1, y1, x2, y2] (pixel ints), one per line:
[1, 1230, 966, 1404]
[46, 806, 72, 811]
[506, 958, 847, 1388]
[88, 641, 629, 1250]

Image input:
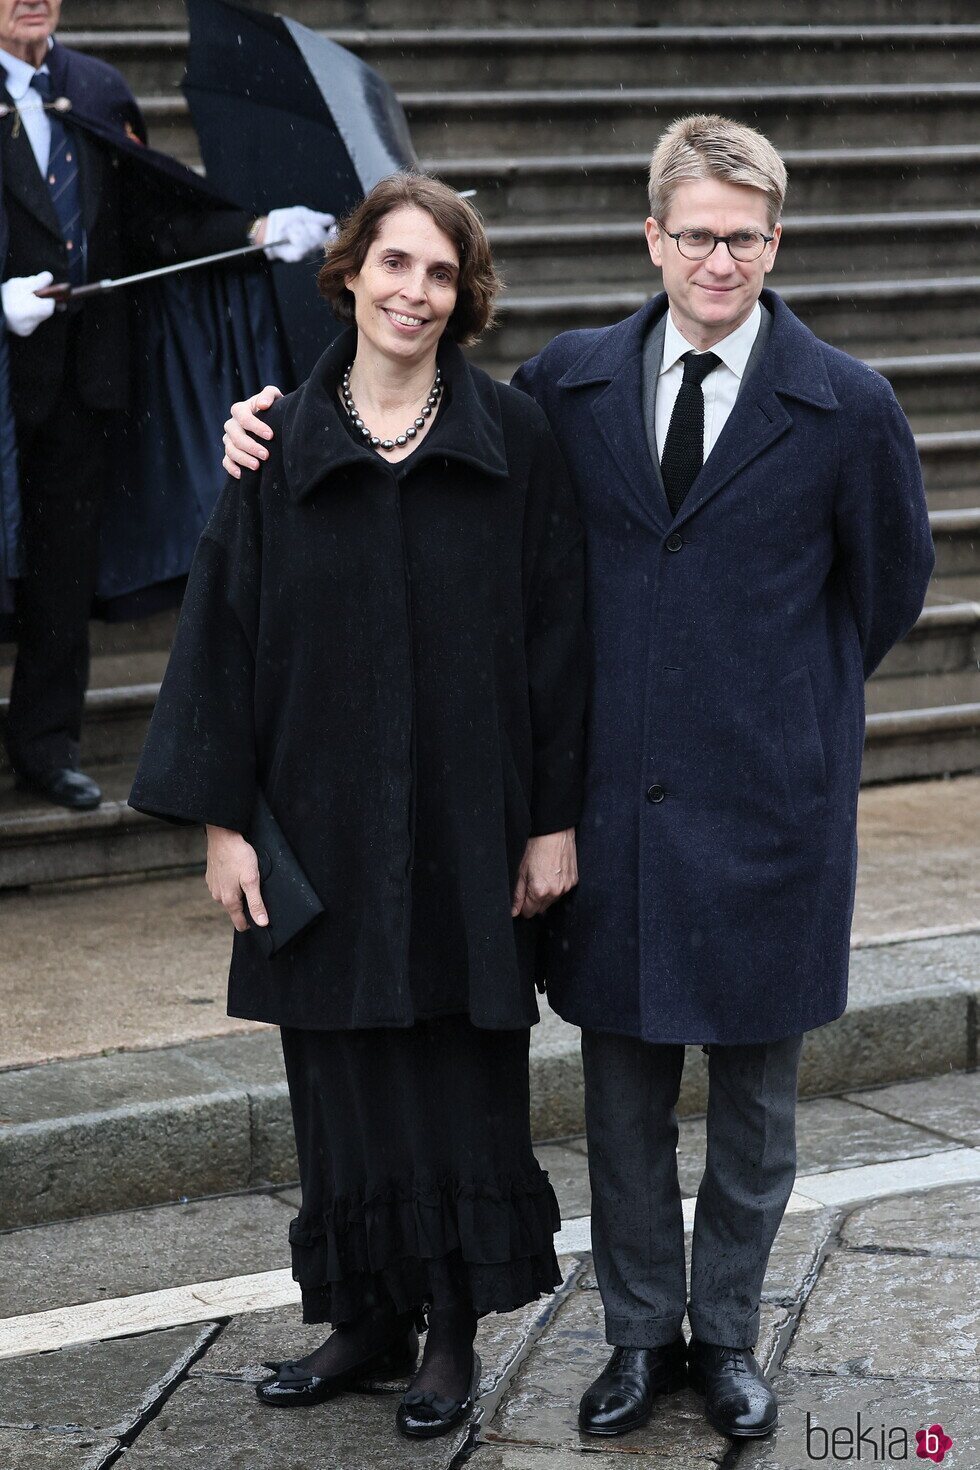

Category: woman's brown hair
[317, 172, 500, 347]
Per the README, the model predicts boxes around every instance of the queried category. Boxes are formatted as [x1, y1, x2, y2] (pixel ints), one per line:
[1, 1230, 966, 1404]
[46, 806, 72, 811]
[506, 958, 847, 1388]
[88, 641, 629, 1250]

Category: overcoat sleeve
[833, 371, 935, 679]
[521, 409, 589, 836]
[128, 468, 261, 832]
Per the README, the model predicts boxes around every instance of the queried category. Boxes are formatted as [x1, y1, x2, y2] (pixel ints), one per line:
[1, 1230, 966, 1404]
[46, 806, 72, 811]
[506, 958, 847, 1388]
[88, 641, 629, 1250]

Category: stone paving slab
[124, 1291, 552, 1470]
[485, 1287, 730, 1461]
[758, 1209, 837, 1310]
[0, 872, 253, 1072]
[785, 1250, 979, 1381]
[854, 775, 980, 941]
[737, 1371, 979, 1470]
[0, 1430, 118, 1470]
[118, 1368, 464, 1470]
[846, 1067, 980, 1146]
[674, 1094, 954, 1197]
[0, 1323, 213, 1435]
[0, 1193, 293, 1318]
[842, 1179, 980, 1256]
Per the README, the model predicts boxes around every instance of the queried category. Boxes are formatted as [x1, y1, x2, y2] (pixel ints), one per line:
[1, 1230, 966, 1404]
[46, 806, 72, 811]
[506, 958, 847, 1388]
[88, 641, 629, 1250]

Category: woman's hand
[222, 387, 284, 478]
[511, 828, 579, 919]
[205, 824, 268, 933]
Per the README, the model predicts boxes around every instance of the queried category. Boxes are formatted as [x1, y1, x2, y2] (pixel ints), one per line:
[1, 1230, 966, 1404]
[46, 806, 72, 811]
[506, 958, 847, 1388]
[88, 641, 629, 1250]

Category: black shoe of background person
[687, 1338, 778, 1439]
[395, 1351, 482, 1440]
[15, 767, 102, 811]
[578, 1339, 688, 1436]
[256, 1325, 420, 1408]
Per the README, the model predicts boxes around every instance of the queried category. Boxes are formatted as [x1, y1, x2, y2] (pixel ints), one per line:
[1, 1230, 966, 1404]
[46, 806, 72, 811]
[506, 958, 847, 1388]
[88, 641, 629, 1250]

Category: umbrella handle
[34, 281, 73, 303]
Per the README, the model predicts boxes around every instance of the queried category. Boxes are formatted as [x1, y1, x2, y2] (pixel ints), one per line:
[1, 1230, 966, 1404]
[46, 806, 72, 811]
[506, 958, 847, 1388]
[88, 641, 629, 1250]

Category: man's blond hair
[648, 115, 788, 229]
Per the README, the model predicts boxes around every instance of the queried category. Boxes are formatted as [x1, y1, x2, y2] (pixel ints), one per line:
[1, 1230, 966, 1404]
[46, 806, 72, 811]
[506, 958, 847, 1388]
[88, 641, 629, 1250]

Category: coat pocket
[779, 666, 828, 821]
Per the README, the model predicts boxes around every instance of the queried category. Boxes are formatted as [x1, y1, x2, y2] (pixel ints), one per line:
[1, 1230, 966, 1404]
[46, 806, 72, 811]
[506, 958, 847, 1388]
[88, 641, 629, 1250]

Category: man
[220, 116, 934, 1440]
[0, 0, 334, 810]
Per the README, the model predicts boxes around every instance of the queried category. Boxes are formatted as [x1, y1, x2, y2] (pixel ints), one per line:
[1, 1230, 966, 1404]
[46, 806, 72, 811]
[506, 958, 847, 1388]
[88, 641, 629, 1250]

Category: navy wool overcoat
[130, 330, 588, 1033]
[514, 290, 934, 1045]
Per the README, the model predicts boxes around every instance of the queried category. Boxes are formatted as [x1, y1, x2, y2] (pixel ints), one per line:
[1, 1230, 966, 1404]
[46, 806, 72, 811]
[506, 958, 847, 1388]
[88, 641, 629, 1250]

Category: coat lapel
[670, 290, 839, 531]
[0, 81, 62, 242]
[561, 297, 671, 534]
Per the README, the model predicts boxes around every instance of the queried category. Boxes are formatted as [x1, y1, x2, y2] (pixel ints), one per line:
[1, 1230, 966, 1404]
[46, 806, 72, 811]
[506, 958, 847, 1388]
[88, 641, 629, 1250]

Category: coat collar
[283, 328, 510, 501]
[557, 288, 839, 532]
[559, 289, 838, 411]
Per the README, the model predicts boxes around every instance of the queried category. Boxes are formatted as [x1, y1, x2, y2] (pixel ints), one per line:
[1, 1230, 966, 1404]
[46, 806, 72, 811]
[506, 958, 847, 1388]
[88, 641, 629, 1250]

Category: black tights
[294, 1283, 477, 1399]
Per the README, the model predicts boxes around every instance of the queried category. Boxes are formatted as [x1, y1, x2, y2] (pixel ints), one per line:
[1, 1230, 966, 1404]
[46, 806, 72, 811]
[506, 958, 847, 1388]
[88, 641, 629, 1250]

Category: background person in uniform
[222, 117, 934, 1443]
[0, 0, 334, 811]
[131, 174, 588, 1442]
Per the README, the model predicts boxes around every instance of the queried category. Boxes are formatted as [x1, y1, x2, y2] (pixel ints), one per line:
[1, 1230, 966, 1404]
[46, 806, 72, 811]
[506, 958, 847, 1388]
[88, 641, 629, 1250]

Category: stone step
[871, 351, 980, 422]
[0, 763, 202, 890]
[62, 24, 980, 94]
[141, 83, 980, 167]
[931, 508, 980, 580]
[430, 144, 980, 222]
[867, 600, 980, 719]
[863, 702, 980, 780]
[476, 305, 980, 412]
[917, 431, 980, 504]
[487, 211, 980, 292]
[65, 0, 980, 31]
[1, 928, 975, 1228]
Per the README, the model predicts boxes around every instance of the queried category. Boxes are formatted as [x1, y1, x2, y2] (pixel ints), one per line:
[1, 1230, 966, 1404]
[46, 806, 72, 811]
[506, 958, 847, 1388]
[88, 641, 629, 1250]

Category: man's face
[0, 0, 61, 56]
[645, 177, 781, 350]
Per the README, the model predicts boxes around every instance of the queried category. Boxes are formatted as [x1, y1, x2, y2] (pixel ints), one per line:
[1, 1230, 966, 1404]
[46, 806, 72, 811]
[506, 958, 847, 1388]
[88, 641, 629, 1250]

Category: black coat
[130, 331, 588, 1032]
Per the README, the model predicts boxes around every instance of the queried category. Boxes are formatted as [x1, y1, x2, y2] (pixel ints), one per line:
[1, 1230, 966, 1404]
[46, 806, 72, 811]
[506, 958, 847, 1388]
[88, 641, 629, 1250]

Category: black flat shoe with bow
[395, 1351, 482, 1440]
[256, 1326, 419, 1408]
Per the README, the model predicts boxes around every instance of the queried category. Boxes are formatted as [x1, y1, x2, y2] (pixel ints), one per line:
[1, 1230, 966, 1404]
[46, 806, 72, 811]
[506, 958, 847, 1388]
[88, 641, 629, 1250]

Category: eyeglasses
[660, 227, 775, 262]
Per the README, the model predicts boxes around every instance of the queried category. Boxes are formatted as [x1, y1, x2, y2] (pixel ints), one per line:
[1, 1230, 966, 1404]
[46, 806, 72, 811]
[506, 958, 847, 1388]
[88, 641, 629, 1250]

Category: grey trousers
[581, 1028, 804, 1351]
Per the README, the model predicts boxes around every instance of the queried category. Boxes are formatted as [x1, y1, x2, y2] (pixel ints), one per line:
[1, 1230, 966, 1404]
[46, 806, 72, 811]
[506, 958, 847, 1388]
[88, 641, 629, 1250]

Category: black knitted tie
[660, 350, 722, 516]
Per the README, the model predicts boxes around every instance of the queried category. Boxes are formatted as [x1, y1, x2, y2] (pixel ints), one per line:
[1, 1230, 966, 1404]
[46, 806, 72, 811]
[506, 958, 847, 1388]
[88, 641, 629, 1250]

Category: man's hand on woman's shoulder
[222, 386, 284, 478]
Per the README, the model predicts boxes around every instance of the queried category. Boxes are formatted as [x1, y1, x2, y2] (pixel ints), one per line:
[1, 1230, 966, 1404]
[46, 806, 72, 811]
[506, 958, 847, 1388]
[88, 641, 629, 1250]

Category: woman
[130, 173, 588, 1440]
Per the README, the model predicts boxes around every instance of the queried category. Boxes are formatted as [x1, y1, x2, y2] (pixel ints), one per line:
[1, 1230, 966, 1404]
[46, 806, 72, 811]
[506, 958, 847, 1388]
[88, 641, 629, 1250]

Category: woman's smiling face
[344, 205, 460, 364]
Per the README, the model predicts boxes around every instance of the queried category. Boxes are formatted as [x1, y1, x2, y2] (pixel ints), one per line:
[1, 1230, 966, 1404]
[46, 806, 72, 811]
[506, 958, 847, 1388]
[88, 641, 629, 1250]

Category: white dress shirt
[655, 302, 763, 461]
[0, 39, 55, 174]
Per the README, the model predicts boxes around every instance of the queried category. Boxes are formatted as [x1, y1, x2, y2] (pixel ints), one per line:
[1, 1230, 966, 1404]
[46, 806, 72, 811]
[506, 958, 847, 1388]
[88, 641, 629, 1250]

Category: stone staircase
[1, 0, 978, 890]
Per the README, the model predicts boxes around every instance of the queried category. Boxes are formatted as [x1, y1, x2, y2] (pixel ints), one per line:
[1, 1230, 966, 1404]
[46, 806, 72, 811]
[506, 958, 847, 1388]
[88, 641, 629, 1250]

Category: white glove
[263, 206, 336, 263]
[1, 272, 56, 337]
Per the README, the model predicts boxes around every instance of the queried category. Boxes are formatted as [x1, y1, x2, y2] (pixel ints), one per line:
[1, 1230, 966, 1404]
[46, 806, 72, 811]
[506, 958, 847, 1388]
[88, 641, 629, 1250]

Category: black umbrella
[184, 0, 419, 380]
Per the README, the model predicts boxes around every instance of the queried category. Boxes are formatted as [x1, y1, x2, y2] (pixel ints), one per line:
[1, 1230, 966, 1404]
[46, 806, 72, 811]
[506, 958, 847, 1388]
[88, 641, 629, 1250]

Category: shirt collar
[0, 37, 54, 102]
[660, 300, 763, 381]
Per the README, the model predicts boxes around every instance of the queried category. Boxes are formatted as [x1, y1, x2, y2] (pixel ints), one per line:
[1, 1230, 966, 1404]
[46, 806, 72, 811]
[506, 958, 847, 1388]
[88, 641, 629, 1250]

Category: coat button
[646, 784, 666, 803]
[665, 533, 684, 552]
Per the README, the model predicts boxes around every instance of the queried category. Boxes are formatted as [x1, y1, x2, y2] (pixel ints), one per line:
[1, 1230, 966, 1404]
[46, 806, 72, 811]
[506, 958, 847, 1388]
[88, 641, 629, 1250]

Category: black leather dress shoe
[687, 1338, 778, 1438]
[578, 1339, 688, 1436]
[395, 1352, 481, 1440]
[256, 1327, 419, 1408]
[16, 767, 102, 811]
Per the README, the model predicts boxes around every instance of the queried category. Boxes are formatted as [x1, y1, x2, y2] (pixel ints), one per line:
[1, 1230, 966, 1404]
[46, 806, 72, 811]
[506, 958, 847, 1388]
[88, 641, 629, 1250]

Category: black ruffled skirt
[280, 1016, 562, 1325]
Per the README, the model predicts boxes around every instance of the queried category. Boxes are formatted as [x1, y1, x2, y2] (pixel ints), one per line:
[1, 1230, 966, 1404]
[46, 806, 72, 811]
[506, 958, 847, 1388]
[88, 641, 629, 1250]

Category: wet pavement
[1, 1070, 977, 1469]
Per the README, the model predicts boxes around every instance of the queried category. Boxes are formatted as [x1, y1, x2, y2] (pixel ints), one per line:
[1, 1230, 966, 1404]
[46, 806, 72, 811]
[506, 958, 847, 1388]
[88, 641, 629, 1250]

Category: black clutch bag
[243, 789, 324, 958]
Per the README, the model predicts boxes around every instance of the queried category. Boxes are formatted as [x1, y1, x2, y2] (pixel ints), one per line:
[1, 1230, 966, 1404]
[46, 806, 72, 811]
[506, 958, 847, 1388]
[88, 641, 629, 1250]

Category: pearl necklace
[341, 364, 443, 452]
